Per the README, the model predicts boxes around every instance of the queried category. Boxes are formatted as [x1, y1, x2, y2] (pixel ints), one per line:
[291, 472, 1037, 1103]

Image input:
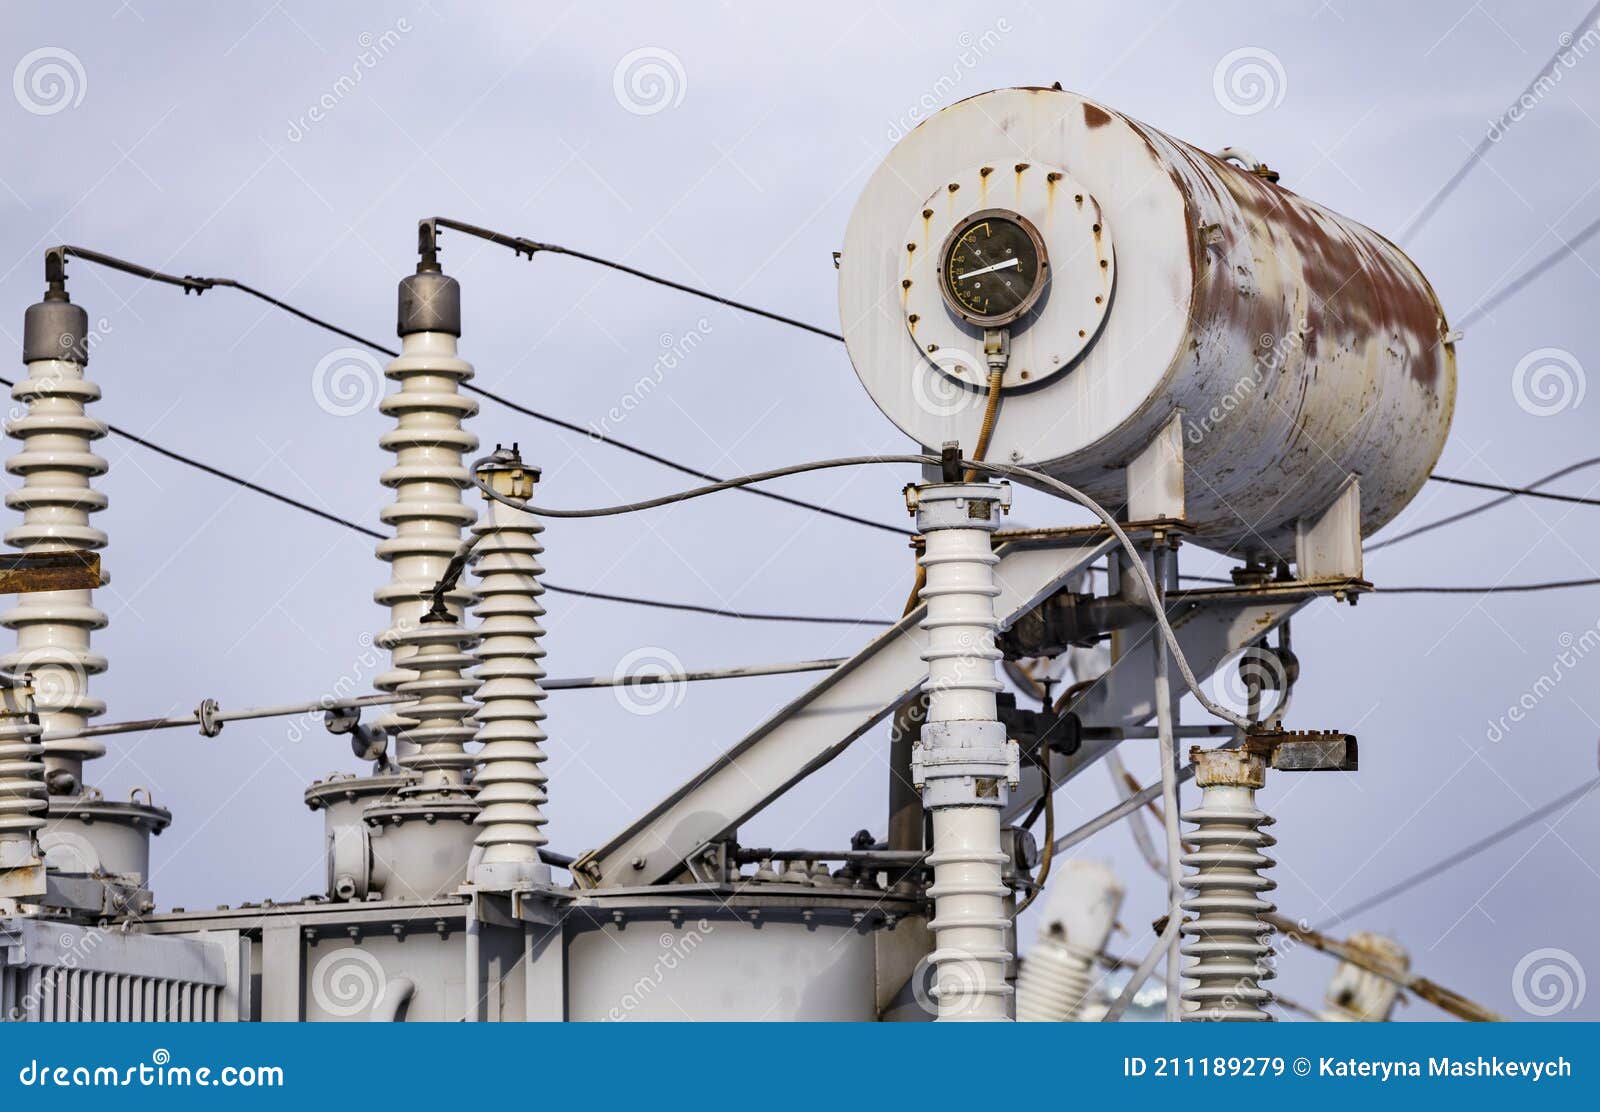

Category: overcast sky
[2, 1, 1597, 1020]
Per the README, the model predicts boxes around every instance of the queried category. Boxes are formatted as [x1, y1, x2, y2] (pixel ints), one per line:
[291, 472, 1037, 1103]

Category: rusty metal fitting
[1189, 746, 1266, 789]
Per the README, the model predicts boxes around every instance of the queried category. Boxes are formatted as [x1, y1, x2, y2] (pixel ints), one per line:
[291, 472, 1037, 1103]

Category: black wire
[0, 372, 388, 541]
[52, 245, 1600, 602]
[428, 217, 845, 341]
[1395, 0, 1600, 246]
[1320, 775, 1600, 929]
[55, 245, 906, 538]
[1428, 473, 1600, 508]
[1456, 212, 1600, 330]
[1380, 577, 1600, 595]
[1372, 458, 1600, 551]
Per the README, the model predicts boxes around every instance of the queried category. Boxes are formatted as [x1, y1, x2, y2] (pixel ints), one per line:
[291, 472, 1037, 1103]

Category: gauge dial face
[939, 211, 1049, 326]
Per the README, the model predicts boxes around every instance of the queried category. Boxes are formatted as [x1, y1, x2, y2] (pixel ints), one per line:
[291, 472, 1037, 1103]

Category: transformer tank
[838, 86, 1456, 559]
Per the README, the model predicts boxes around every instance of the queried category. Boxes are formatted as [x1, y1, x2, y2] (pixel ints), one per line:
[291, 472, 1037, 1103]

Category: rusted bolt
[979, 166, 993, 177]
[1014, 162, 1029, 173]
[947, 182, 959, 193]
[922, 208, 933, 218]
[1047, 171, 1062, 183]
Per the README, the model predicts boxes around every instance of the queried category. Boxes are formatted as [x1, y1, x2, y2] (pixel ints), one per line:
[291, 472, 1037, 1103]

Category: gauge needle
[961, 257, 1020, 279]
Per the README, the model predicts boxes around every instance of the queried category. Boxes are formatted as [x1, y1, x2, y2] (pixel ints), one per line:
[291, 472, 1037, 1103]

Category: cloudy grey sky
[2, 1, 1597, 1020]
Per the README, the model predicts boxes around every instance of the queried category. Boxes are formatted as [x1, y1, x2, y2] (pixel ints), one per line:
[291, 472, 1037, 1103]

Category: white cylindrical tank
[839, 87, 1456, 559]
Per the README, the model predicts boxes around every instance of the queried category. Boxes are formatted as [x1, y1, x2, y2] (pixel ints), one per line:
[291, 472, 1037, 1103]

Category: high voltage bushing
[372, 257, 479, 740]
[907, 477, 1019, 1022]
[1179, 747, 1277, 1022]
[4, 279, 109, 792]
[469, 447, 552, 890]
[0, 679, 47, 902]
[361, 256, 482, 900]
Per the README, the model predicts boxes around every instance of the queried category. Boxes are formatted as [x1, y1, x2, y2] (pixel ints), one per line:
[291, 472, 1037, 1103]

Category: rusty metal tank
[838, 87, 1456, 560]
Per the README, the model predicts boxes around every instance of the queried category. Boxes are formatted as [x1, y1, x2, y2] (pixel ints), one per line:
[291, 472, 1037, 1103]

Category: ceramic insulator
[912, 481, 1014, 1021]
[372, 328, 479, 741]
[1179, 756, 1277, 1022]
[2, 333, 109, 786]
[469, 481, 551, 884]
[0, 683, 46, 882]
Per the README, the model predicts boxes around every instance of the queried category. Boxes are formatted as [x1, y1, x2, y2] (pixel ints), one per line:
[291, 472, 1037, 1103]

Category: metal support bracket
[1126, 412, 1186, 522]
[573, 529, 1118, 889]
[1295, 475, 1363, 583]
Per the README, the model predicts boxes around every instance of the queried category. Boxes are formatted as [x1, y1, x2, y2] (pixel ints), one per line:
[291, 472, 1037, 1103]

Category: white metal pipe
[909, 479, 1016, 1021]
[32, 659, 852, 747]
[1150, 544, 1185, 1020]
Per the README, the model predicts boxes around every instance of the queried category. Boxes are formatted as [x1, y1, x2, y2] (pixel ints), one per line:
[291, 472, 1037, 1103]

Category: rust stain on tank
[1083, 103, 1112, 129]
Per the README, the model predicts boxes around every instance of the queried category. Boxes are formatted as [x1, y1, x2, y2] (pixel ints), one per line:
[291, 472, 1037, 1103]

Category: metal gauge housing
[937, 209, 1050, 327]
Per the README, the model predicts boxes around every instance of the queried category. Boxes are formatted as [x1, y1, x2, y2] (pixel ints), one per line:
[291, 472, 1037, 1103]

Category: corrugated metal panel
[0, 918, 242, 1022]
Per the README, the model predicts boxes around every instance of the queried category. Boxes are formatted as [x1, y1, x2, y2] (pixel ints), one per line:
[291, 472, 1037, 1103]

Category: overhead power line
[425, 216, 845, 341]
[1456, 211, 1600, 330]
[1395, 0, 1600, 246]
[49, 245, 906, 539]
[1428, 472, 1600, 507]
[1373, 458, 1600, 551]
[42, 244, 1600, 609]
[1321, 775, 1600, 929]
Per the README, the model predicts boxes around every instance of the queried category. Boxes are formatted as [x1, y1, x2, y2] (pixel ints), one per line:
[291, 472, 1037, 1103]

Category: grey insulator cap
[23, 299, 90, 365]
[397, 269, 461, 337]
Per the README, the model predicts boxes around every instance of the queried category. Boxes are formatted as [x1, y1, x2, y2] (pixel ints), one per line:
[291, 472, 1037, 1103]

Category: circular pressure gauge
[938, 209, 1050, 327]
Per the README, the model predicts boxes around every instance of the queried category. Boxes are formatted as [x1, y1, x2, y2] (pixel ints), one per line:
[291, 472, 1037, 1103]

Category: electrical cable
[48, 246, 1600, 610]
[1394, 0, 1600, 246]
[1428, 473, 1600, 508]
[1456, 211, 1600, 330]
[476, 450, 1256, 730]
[36, 657, 852, 746]
[426, 216, 845, 341]
[1319, 774, 1600, 930]
[1374, 458, 1600, 551]
[49, 244, 907, 538]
